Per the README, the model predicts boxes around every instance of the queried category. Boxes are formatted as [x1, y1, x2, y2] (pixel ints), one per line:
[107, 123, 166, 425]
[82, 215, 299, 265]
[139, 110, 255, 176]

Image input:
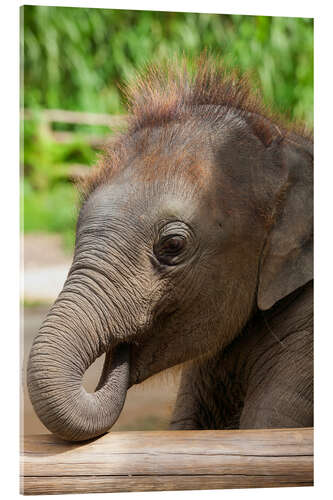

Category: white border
[14, 0, 316, 17]
[2, 1, 331, 499]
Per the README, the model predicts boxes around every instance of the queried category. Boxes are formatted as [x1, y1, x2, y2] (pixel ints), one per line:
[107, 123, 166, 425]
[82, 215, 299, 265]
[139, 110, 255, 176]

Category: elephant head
[27, 59, 313, 441]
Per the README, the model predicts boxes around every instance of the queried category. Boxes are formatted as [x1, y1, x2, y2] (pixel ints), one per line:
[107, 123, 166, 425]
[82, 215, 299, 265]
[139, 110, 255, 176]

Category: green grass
[22, 116, 98, 249]
[22, 181, 78, 233]
[22, 180, 78, 250]
[22, 299, 52, 308]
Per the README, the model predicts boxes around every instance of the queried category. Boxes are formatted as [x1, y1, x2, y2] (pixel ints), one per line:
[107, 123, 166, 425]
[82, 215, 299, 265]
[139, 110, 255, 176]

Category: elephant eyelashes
[162, 236, 185, 253]
[156, 236, 186, 264]
[154, 222, 192, 266]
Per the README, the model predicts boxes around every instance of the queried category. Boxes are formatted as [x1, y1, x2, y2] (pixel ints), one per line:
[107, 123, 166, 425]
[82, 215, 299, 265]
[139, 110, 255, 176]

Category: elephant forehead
[131, 148, 215, 194]
[79, 181, 202, 232]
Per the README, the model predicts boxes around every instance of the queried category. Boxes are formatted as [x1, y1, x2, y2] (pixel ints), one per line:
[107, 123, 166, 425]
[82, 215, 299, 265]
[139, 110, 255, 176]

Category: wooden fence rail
[23, 108, 128, 179]
[23, 108, 127, 148]
[21, 427, 313, 495]
[24, 108, 126, 128]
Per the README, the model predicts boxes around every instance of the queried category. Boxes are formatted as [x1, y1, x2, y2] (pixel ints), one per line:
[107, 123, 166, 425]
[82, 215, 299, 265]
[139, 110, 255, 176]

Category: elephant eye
[154, 235, 187, 265]
[160, 235, 186, 255]
[153, 221, 194, 266]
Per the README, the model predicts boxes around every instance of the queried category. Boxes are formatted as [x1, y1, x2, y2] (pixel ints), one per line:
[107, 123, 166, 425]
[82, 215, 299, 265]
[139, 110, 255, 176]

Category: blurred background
[21, 5, 313, 435]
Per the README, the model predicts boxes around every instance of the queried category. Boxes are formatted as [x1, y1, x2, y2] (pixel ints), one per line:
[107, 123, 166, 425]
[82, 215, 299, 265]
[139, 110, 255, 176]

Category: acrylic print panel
[21, 3, 313, 495]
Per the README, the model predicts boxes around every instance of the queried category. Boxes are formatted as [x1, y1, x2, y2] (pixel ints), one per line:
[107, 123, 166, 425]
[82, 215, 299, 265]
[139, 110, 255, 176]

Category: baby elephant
[27, 58, 313, 441]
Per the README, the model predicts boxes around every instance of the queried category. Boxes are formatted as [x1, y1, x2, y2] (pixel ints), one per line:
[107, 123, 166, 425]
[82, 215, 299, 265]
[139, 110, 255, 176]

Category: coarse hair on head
[79, 53, 313, 202]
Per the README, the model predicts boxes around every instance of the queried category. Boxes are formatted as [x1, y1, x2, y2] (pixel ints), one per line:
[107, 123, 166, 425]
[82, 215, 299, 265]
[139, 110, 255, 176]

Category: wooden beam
[51, 130, 109, 148]
[23, 108, 127, 128]
[23, 108, 127, 148]
[21, 428, 313, 495]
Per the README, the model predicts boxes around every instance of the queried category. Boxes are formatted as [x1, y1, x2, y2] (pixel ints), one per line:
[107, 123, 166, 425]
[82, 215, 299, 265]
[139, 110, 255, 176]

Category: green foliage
[23, 6, 313, 122]
[22, 116, 96, 249]
[22, 179, 78, 234]
[22, 6, 313, 250]
[23, 117, 96, 190]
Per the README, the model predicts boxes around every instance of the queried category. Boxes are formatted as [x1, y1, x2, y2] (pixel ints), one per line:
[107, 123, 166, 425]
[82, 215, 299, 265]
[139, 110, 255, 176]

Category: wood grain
[21, 428, 313, 495]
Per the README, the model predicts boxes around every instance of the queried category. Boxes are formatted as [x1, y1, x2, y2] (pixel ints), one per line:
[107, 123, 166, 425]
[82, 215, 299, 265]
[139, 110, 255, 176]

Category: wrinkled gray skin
[27, 109, 313, 441]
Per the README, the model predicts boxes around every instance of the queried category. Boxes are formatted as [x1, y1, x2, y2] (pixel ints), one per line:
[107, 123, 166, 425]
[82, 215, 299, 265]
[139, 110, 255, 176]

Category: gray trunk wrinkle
[27, 276, 131, 441]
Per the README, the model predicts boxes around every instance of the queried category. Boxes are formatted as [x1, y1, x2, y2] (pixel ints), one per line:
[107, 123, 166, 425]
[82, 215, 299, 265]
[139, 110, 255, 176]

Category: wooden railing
[21, 427, 313, 495]
[23, 108, 127, 147]
[23, 108, 128, 180]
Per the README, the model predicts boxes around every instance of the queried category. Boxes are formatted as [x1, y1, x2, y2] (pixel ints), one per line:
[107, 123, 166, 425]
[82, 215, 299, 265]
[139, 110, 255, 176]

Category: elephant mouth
[127, 340, 168, 387]
[94, 342, 131, 391]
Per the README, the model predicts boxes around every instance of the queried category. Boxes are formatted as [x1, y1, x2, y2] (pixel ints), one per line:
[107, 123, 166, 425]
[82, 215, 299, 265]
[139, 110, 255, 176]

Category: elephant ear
[257, 136, 313, 311]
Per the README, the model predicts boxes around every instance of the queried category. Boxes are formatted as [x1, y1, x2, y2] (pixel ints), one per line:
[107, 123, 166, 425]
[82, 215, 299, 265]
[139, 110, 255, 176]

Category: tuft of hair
[79, 54, 313, 202]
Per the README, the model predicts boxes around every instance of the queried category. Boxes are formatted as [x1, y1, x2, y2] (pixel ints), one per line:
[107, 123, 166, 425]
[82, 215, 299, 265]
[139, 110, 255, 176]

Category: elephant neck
[261, 280, 313, 328]
[213, 280, 313, 392]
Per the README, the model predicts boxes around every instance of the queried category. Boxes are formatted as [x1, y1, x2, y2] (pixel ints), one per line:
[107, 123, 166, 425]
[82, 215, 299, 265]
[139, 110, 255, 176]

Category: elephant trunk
[27, 266, 135, 441]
